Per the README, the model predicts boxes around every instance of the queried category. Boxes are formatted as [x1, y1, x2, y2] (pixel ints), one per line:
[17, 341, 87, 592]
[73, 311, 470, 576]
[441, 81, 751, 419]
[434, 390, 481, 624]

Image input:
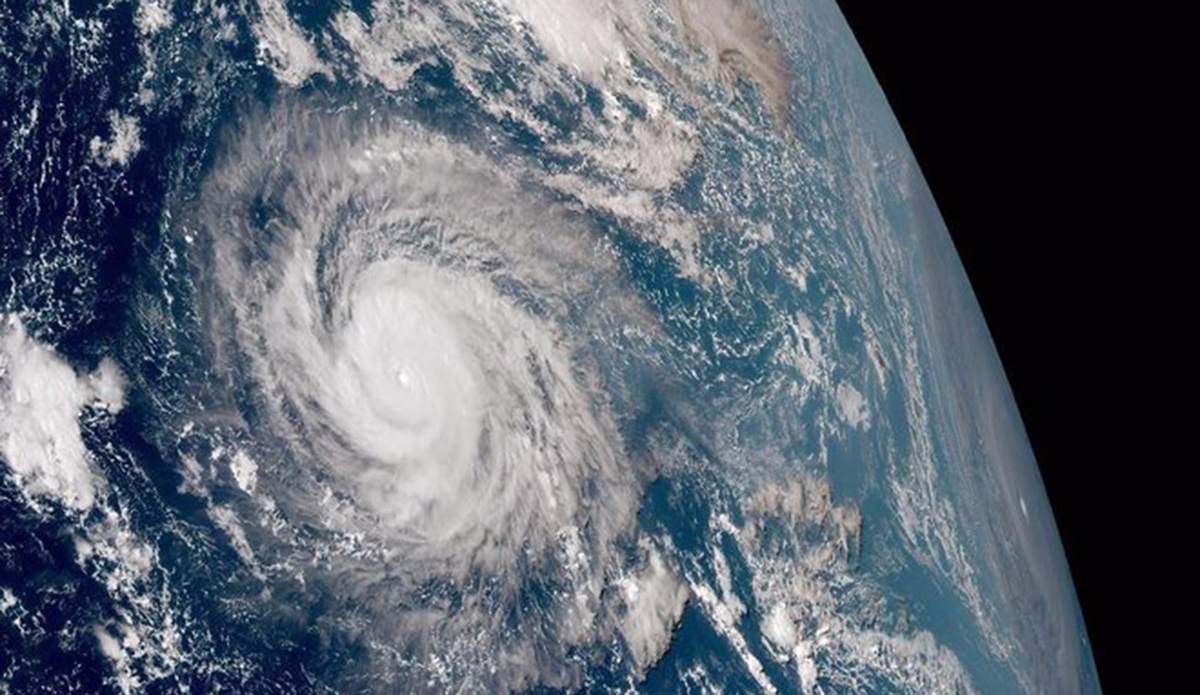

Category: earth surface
[0, 0, 1100, 693]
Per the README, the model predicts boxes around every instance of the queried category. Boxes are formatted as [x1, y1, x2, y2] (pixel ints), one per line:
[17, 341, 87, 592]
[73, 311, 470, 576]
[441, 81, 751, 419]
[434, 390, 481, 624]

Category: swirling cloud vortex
[188, 104, 650, 686]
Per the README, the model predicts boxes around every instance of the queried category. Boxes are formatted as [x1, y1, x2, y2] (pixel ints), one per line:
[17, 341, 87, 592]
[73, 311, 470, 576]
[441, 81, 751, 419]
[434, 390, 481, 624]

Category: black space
[831, 2, 1147, 691]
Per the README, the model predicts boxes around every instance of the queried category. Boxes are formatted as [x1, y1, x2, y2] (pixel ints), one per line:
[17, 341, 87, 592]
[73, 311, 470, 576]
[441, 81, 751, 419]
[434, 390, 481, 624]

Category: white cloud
[228, 449, 258, 495]
[90, 111, 143, 168]
[135, 0, 173, 35]
[835, 381, 870, 430]
[0, 315, 126, 511]
[251, 0, 326, 87]
[617, 543, 690, 668]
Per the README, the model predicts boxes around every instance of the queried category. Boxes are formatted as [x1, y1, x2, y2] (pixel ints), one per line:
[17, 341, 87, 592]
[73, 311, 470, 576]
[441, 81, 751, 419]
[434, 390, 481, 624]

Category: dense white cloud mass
[0, 315, 125, 511]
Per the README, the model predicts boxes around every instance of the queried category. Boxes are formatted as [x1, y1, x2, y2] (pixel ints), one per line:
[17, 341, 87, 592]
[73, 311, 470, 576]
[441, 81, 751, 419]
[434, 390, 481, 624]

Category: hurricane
[182, 101, 656, 689]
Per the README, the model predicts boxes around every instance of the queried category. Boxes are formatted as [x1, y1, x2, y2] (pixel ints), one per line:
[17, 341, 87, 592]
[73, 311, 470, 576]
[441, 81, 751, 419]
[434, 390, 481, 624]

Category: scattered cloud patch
[135, 0, 173, 35]
[90, 111, 143, 168]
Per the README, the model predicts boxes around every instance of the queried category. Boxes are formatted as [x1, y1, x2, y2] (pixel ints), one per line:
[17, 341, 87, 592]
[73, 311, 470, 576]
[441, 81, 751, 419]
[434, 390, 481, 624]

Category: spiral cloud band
[186, 102, 662, 688]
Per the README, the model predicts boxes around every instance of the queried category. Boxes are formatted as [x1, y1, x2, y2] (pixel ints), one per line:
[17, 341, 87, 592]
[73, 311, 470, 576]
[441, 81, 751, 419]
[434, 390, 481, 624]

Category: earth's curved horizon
[1, 0, 1099, 692]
